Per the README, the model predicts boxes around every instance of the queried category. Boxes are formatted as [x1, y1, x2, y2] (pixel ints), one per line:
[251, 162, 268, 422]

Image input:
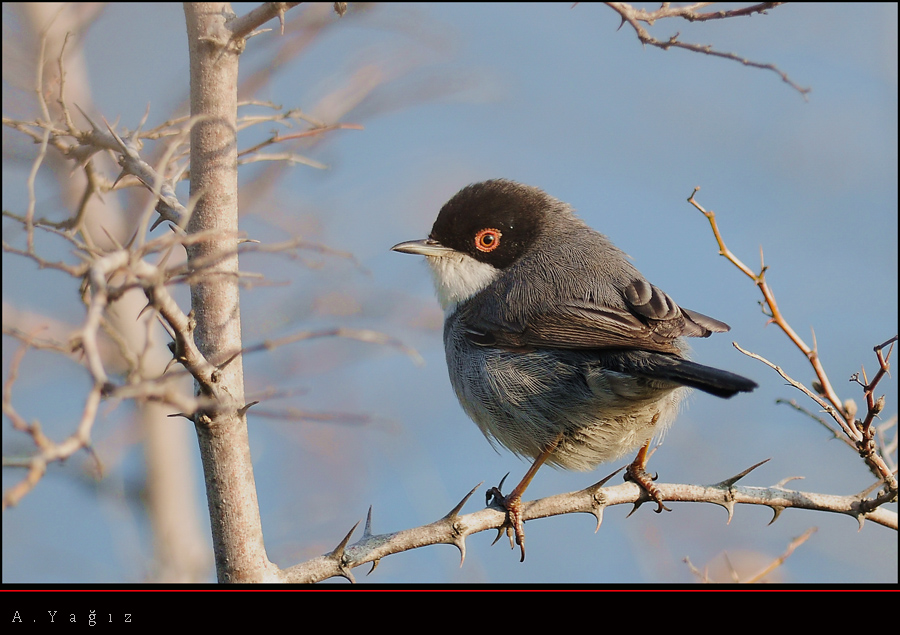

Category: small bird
[392, 179, 757, 560]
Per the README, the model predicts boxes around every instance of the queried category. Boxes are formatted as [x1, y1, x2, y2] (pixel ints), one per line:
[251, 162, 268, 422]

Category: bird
[391, 179, 757, 561]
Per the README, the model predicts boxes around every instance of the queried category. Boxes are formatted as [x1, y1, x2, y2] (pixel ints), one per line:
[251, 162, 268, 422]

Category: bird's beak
[391, 239, 456, 257]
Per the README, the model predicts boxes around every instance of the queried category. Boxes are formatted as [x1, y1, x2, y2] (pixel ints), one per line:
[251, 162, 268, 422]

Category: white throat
[425, 252, 500, 314]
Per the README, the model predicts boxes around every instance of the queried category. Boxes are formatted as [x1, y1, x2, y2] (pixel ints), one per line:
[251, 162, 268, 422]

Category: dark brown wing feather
[458, 279, 729, 354]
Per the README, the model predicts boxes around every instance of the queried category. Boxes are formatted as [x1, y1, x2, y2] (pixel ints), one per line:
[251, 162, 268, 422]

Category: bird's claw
[625, 461, 671, 513]
[485, 475, 527, 561]
[485, 472, 509, 507]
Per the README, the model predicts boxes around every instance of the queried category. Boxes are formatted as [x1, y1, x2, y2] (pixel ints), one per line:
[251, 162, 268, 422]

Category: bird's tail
[649, 355, 758, 398]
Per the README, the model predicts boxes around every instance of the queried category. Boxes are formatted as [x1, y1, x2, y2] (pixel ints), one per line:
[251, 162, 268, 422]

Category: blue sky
[3, 3, 897, 584]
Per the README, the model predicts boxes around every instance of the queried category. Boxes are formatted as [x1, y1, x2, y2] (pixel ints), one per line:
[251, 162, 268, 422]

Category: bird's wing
[458, 278, 729, 354]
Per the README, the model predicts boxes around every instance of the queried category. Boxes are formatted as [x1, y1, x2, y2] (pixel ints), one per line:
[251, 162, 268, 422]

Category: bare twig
[602, 2, 810, 98]
[689, 188, 845, 413]
[690, 189, 898, 499]
[2, 332, 104, 509]
[734, 344, 857, 440]
[746, 526, 817, 582]
[685, 526, 817, 583]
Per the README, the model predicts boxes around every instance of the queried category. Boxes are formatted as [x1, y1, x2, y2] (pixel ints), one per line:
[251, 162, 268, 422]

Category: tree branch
[602, 2, 810, 98]
[282, 462, 897, 583]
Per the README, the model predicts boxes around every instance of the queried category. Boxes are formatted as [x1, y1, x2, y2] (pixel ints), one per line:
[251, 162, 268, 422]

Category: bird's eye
[474, 228, 501, 252]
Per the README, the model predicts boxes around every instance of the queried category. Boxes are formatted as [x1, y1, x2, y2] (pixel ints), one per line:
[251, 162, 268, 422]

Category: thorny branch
[688, 188, 898, 509]
[2, 220, 415, 509]
[1, 20, 376, 509]
[282, 460, 896, 583]
[601, 2, 810, 98]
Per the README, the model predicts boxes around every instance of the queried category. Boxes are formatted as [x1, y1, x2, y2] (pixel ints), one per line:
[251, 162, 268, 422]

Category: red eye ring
[474, 228, 502, 252]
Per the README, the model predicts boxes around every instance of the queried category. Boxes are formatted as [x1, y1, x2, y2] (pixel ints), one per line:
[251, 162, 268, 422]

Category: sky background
[2, 3, 897, 584]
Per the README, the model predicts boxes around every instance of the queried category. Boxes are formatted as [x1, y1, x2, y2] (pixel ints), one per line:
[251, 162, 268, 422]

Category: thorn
[101, 115, 128, 152]
[157, 314, 176, 340]
[328, 519, 360, 560]
[491, 525, 513, 548]
[328, 519, 361, 584]
[443, 485, 481, 567]
[709, 459, 770, 524]
[75, 103, 100, 132]
[112, 168, 129, 189]
[101, 226, 123, 250]
[453, 535, 468, 567]
[445, 482, 482, 520]
[768, 506, 784, 525]
[218, 351, 242, 370]
[855, 513, 865, 531]
[588, 465, 626, 491]
[137, 103, 151, 134]
[137, 301, 154, 320]
[363, 505, 374, 538]
[237, 401, 259, 417]
[716, 458, 771, 488]
[123, 228, 139, 250]
[592, 504, 606, 533]
[721, 500, 736, 525]
[361, 509, 378, 576]
[586, 466, 622, 532]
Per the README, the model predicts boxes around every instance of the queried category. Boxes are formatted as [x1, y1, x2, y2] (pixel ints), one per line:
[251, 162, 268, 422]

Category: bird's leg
[625, 442, 671, 513]
[486, 432, 563, 562]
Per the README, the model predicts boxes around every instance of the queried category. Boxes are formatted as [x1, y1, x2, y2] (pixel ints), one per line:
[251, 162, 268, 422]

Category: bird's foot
[485, 474, 527, 562]
[625, 461, 672, 513]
